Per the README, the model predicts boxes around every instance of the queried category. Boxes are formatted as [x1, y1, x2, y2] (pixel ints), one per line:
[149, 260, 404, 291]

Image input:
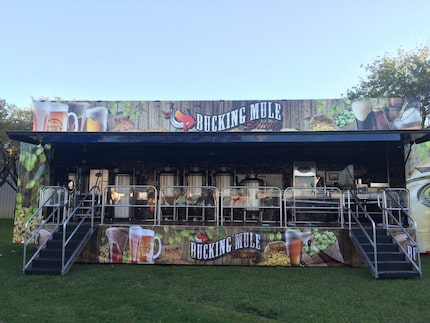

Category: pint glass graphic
[46, 102, 78, 131]
[285, 230, 310, 266]
[129, 226, 162, 264]
[105, 227, 129, 263]
[68, 102, 90, 132]
[33, 101, 51, 131]
[85, 107, 108, 131]
[137, 229, 162, 264]
[129, 226, 142, 263]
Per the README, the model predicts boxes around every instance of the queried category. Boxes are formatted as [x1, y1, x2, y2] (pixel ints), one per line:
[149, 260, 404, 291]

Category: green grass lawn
[1, 219, 429, 322]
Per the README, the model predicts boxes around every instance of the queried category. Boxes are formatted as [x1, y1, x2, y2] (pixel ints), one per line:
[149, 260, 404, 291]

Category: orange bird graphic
[163, 107, 196, 132]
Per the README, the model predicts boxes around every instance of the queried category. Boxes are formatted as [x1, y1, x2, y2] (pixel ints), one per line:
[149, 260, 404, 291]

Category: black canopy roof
[8, 129, 427, 145]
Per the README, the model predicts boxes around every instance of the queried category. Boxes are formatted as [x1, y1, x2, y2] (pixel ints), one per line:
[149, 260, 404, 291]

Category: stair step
[377, 261, 413, 271]
[51, 235, 89, 245]
[350, 227, 421, 279]
[39, 248, 76, 259]
[56, 225, 91, 235]
[377, 270, 421, 279]
[24, 224, 94, 275]
[354, 234, 393, 244]
[366, 252, 405, 261]
[29, 244, 84, 273]
[51, 235, 87, 245]
[25, 267, 62, 275]
[30, 258, 63, 269]
[361, 243, 399, 253]
[46, 239, 81, 250]
[351, 228, 387, 236]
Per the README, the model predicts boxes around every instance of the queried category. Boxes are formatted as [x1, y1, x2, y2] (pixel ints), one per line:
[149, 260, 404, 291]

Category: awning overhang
[8, 130, 422, 145]
[7, 130, 421, 184]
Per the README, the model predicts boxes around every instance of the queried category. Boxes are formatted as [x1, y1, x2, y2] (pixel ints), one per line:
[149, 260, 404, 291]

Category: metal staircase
[24, 223, 93, 275]
[350, 227, 420, 278]
[23, 186, 101, 275]
[346, 189, 422, 279]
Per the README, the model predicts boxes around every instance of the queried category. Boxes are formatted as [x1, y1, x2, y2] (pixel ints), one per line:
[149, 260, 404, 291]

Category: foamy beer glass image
[128, 226, 142, 263]
[67, 102, 90, 132]
[137, 229, 161, 264]
[129, 226, 162, 264]
[33, 101, 51, 131]
[85, 106, 108, 132]
[46, 102, 78, 131]
[105, 227, 129, 263]
[285, 230, 303, 266]
[351, 100, 375, 130]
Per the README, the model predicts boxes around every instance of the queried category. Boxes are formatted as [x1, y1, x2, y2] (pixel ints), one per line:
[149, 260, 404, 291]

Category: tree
[346, 46, 430, 128]
[0, 99, 33, 190]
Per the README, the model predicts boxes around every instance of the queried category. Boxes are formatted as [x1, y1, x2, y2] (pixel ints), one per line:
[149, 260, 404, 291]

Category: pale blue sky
[1, 0, 430, 108]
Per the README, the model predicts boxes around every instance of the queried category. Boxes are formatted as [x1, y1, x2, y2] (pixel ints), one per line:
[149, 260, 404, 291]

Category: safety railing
[101, 185, 158, 224]
[59, 185, 101, 274]
[159, 185, 218, 225]
[380, 188, 422, 276]
[284, 187, 343, 227]
[220, 186, 282, 226]
[346, 190, 379, 275]
[379, 188, 409, 226]
[23, 186, 68, 273]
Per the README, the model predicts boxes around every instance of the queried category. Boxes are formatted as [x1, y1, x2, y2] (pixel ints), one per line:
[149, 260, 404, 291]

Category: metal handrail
[60, 185, 101, 274]
[160, 185, 219, 225]
[346, 190, 379, 277]
[221, 186, 282, 226]
[381, 189, 422, 276]
[284, 186, 344, 227]
[23, 186, 68, 273]
[101, 185, 158, 224]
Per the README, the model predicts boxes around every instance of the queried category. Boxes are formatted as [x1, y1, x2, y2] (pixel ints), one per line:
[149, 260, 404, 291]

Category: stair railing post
[379, 191, 387, 229]
[372, 221, 378, 277]
[101, 187, 107, 225]
[23, 220, 28, 272]
[62, 221, 66, 274]
[347, 190, 352, 231]
[91, 188, 95, 228]
[62, 190, 68, 224]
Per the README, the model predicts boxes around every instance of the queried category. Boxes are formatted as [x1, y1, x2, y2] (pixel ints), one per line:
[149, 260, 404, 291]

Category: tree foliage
[0, 99, 33, 190]
[346, 46, 430, 127]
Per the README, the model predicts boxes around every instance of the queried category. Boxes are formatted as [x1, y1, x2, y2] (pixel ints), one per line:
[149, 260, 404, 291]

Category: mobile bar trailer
[8, 98, 429, 278]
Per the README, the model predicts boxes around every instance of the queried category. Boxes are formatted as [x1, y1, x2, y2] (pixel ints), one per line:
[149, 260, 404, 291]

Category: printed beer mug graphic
[85, 107, 108, 132]
[128, 226, 162, 264]
[67, 102, 90, 132]
[46, 102, 78, 131]
[105, 227, 129, 263]
[33, 100, 51, 131]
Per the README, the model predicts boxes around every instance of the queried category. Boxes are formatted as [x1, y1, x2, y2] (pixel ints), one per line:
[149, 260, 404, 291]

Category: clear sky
[1, 0, 430, 108]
